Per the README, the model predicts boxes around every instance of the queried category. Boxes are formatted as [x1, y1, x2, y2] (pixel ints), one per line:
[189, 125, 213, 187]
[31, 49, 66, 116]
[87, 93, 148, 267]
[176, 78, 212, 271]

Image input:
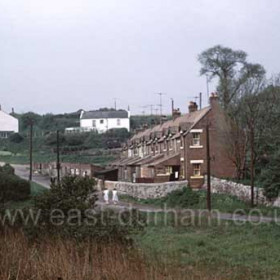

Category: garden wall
[202, 177, 280, 207]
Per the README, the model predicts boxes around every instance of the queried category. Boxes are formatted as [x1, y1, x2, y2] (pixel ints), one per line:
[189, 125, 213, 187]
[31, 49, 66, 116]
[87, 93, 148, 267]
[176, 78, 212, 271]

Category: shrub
[32, 176, 145, 241]
[260, 151, 280, 199]
[9, 133, 24, 143]
[164, 186, 200, 208]
[0, 173, 30, 204]
[1, 163, 15, 175]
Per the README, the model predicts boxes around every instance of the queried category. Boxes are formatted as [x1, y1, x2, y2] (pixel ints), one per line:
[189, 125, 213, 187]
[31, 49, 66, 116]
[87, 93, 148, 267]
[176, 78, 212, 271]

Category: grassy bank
[2, 218, 280, 279]
[120, 190, 280, 217]
[135, 219, 280, 280]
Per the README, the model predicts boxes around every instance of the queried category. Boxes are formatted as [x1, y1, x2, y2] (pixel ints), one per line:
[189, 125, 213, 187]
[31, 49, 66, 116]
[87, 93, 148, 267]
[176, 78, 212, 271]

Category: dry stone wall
[203, 177, 280, 207]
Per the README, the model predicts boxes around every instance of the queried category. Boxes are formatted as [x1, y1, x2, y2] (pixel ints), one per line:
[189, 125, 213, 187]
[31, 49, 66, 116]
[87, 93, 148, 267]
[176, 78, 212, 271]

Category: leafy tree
[198, 45, 265, 109]
[20, 112, 42, 130]
[260, 151, 280, 199]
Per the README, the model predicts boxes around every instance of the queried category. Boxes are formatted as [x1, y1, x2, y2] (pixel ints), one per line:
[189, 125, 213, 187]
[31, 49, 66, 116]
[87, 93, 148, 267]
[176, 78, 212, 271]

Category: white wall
[80, 117, 130, 133]
[0, 111, 19, 133]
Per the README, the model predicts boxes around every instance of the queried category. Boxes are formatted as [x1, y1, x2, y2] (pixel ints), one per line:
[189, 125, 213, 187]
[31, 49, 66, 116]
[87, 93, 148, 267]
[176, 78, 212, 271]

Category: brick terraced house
[110, 94, 236, 188]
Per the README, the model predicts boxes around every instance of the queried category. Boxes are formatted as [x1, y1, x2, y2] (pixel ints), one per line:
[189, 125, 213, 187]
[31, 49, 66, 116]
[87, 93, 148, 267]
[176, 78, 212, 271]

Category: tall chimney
[188, 101, 198, 113]
[172, 108, 181, 120]
[209, 92, 219, 109]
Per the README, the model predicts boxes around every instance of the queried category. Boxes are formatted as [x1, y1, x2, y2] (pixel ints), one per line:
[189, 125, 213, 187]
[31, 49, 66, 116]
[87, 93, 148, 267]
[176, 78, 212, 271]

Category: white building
[79, 109, 130, 133]
[0, 107, 19, 138]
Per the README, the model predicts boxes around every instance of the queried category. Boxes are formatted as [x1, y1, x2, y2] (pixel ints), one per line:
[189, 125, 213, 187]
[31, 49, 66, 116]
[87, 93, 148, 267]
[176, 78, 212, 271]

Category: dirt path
[96, 192, 280, 224]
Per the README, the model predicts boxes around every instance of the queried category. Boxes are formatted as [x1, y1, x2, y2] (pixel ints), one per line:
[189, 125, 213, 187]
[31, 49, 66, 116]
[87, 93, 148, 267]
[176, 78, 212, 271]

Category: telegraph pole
[206, 74, 210, 103]
[56, 130, 61, 183]
[156, 93, 164, 116]
[29, 121, 33, 181]
[199, 92, 202, 110]
[206, 123, 211, 211]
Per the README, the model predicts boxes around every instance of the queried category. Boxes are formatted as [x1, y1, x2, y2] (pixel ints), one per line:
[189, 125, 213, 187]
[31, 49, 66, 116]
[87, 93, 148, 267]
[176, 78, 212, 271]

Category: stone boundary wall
[202, 177, 280, 207]
[98, 180, 188, 199]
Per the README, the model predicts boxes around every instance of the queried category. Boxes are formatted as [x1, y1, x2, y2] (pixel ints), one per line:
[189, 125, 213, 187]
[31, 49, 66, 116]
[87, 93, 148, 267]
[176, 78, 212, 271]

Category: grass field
[135, 219, 280, 279]
[120, 191, 280, 217]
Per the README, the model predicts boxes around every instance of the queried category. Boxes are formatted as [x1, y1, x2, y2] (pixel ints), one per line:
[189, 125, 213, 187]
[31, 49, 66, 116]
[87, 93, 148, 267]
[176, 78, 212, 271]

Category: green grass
[0, 153, 115, 166]
[120, 190, 280, 217]
[135, 218, 280, 279]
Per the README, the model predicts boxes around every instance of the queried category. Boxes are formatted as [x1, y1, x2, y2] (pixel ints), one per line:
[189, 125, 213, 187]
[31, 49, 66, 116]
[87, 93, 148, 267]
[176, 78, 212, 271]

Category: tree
[260, 151, 280, 200]
[198, 45, 265, 109]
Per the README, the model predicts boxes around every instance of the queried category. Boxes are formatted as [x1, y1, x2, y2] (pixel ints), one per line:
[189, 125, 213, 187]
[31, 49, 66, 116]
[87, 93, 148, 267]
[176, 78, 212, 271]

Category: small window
[100, 119, 104, 124]
[193, 164, 201, 177]
[117, 119, 121, 126]
[92, 120, 96, 127]
[192, 133, 201, 146]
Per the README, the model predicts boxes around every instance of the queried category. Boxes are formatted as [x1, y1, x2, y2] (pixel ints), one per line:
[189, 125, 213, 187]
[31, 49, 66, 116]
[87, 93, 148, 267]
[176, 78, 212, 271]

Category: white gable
[0, 110, 19, 133]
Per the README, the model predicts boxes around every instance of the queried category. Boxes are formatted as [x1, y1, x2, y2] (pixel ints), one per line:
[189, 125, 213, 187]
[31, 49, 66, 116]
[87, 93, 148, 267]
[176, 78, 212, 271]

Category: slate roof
[81, 110, 129, 120]
[130, 106, 211, 143]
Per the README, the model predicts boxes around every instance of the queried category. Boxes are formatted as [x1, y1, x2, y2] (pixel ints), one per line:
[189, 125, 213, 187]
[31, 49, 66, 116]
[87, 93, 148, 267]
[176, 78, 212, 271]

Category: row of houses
[110, 94, 236, 188]
[33, 162, 118, 181]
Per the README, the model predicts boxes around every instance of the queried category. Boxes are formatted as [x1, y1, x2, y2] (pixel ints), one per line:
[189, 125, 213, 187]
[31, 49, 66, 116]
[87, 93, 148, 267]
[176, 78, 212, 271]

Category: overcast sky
[0, 0, 279, 115]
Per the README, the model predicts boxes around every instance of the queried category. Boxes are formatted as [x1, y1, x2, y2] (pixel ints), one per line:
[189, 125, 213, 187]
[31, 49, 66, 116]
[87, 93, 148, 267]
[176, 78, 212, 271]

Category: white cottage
[80, 109, 130, 133]
[0, 107, 19, 138]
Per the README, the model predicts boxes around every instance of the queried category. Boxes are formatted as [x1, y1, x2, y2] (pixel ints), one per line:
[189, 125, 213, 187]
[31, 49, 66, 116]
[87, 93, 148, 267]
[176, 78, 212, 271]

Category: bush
[0, 163, 15, 175]
[0, 172, 30, 204]
[32, 176, 145, 241]
[9, 133, 24, 143]
[164, 187, 200, 208]
[260, 151, 280, 199]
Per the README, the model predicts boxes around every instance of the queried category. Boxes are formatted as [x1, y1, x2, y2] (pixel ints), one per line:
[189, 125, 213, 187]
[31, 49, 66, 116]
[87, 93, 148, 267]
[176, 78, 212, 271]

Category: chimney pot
[188, 101, 198, 113]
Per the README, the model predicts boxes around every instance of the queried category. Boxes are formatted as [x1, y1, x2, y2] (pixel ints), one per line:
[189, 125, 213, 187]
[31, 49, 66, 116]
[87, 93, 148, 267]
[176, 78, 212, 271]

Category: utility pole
[114, 98, 117, 110]
[56, 130, 61, 183]
[206, 123, 211, 211]
[199, 92, 202, 110]
[206, 74, 210, 101]
[156, 93, 165, 116]
[250, 120, 255, 207]
[171, 98, 174, 114]
[29, 120, 33, 181]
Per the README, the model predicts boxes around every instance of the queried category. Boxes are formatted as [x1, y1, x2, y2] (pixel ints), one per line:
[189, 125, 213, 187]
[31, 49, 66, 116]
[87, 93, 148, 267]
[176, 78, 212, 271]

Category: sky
[0, 0, 280, 115]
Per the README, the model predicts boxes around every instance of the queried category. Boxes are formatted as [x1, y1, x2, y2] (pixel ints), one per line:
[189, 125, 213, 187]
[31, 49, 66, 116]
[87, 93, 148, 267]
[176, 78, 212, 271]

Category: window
[92, 120, 96, 127]
[193, 164, 201, 177]
[100, 119, 104, 124]
[117, 119, 121, 126]
[192, 133, 201, 146]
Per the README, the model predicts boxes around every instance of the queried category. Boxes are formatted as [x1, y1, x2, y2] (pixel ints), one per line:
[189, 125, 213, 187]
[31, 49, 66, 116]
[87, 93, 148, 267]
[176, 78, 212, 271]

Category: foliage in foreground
[28, 176, 144, 242]
[0, 164, 30, 205]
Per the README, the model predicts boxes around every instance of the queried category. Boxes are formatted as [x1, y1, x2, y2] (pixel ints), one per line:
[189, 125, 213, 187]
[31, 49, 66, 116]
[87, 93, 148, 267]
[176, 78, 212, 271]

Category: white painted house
[0, 108, 19, 138]
[79, 109, 130, 133]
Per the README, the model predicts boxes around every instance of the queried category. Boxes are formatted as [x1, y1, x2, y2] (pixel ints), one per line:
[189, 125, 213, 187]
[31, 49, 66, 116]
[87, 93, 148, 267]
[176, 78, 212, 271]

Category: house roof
[148, 153, 180, 167]
[130, 106, 211, 143]
[81, 110, 129, 120]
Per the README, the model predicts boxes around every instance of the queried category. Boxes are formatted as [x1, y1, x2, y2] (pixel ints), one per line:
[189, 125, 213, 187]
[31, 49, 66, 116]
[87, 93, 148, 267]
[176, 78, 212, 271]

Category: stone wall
[202, 177, 280, 207]
[98, 180, 188, 199]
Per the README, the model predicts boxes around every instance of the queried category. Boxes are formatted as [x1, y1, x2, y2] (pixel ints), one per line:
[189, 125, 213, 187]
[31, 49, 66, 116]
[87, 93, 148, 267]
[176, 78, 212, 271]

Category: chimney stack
[188, 101, 198, 113]
[209, 92, 219, 108]
[172, 108, 181, 120]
